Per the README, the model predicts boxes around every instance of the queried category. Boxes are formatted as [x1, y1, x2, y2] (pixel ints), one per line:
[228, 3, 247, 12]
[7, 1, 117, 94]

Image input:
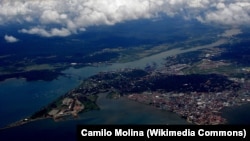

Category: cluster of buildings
[46, 60, 250, 125]
[48, 97, 84, 120]
[197, 59, 230, 70]
[127, 84, 250, 125]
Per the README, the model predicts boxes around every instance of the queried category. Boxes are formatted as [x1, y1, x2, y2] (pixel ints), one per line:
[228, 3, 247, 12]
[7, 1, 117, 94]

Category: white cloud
[4, 35, 19, 43]
[0, 0, 250, 37]
[202, 2, 250, 25]
[219, 29, 242, 38]
[19, 27, 71, 37]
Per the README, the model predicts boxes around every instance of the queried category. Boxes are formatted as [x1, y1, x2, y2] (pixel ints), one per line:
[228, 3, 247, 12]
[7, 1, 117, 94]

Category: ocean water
[1, 39, 244, 141]
[0, 52, 188, 141]
[0, 93, 188, 141]
[0, 76, 82, 128]
[221, 103, 250, 125]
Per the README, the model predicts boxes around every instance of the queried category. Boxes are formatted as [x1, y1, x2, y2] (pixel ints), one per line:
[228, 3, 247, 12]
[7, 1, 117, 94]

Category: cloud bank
[0, 0, 250, 37]
[4, 35, 19, 43]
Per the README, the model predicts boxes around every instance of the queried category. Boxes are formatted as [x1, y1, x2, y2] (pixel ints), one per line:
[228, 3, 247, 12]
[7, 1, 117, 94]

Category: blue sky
[0, 0, 250, 40]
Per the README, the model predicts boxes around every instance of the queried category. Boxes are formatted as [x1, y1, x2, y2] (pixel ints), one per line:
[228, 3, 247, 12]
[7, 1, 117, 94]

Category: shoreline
[0, 117, 52, 131]
[221, 103, 250, 125]
[2, 93, 250, 131]
[0, 39, 228, 83]
[1, 93, 186, 130]
[2, 38, 249, 130]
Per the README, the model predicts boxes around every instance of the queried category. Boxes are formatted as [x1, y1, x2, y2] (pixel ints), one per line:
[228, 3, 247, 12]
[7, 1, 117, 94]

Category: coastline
[0, 117, 52, 131]
[221, 103, 250, 125]
[1, 92, 189, 131]
[2, 38, 250, 130]
[5, 92, 248, 131]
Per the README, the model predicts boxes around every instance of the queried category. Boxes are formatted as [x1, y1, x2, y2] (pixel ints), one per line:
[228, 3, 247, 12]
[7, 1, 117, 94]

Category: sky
[1, 0, 250, 39]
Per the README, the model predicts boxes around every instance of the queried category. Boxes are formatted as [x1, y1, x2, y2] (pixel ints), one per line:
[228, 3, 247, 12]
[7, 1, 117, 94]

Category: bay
[0, 93, 188, 141]
[221, 103, 250, 125]
[0, 77, 81, 128]
[0, 39, 228, 127]
[0, 39, 229, 140]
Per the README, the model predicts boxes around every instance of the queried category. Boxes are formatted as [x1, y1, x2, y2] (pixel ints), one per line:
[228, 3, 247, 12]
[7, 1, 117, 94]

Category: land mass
[3, 35, 250, 128]
[0, 32, 218, 82]
[5, 58, 250, 128]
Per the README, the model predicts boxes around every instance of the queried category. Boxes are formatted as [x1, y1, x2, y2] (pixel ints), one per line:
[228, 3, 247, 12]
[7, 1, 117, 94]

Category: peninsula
[3, 39, 250, 128]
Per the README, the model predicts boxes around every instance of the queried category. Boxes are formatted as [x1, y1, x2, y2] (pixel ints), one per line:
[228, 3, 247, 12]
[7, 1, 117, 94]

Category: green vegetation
[184, 63, 239, 76]
[78, 95, 100, 112]
[106, 91, 120, 99]
[30, 108, 48, 119]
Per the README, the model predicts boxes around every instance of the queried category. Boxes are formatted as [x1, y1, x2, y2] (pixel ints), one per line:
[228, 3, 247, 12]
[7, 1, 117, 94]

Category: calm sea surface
[221, 103, 250, 125]
[2, 39, 248, 141]
[0, 92, 188, 141]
